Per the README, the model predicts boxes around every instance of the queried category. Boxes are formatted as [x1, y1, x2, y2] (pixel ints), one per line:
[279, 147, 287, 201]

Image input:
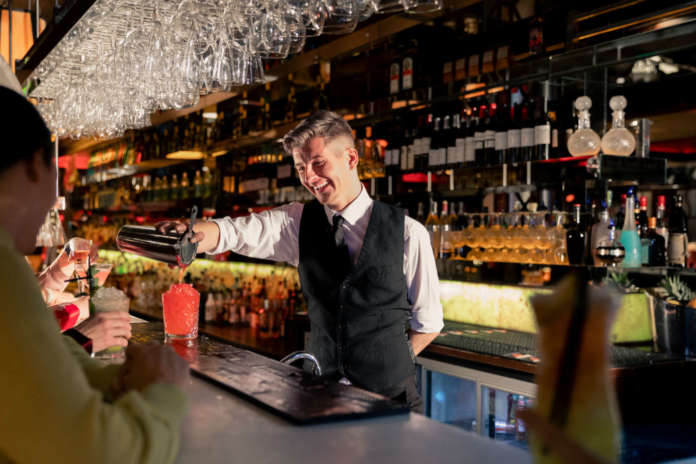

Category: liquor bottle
[590, 203, 612, 266]
[194, 170, 203, 198]
[161, 175, 170, 202]
[474, 105, 485, 167]
[170, 174, 179, 201]
[483, 103, 496, 166]
[567, 96, 601, 156]
[428, 116, 442, 169]
[464, 108, 476, 166]
[620, 193, 642, 268]
[441, 114, 452, 169]
[425, 200, 440, 228]
[457, 202, 467, 229]
[389, 57, 400, 96]
[402, 53, 414, 93]
[415, 202, 426, 224]
[656, 195, 669, 250]
[448, 201, 459, 228]
[494, 100, 508, 166]
[616, 194, 626, 229]
[534, 98, 551, 161]
[566, 204, 586, 265]
[637, 196, 649, 237]
[668, 194, 689, 267]
[439, 200, 453, 259]
[506, 104, 521, 164]
[519, 101, 535, 162]
[180, 172, 190, 199]
[548, 101, 561, 158]
[203, 169, 214, 199]
[600, 96, 636, 156]
[448, 112, 463, 168]
[645, 217, 666, 266]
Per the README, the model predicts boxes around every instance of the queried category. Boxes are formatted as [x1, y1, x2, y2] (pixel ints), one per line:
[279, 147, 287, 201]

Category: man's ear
[346, 147, 360, 170]
[24, 150, 45, 183]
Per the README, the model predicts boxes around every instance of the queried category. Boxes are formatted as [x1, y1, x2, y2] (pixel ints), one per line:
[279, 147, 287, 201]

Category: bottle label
[521, 128, 534, 147]
[465, 137, 475, 161]
[407, 145, 415, 170]
[428, 150, 437, 167]
[400, 146, 409, 170]
[456, 137, 466, 149]
[507, 129, 521, 148]
[421, 136, 431, 154]
[390, 63, 400, 95]
[439, 148, 447, 165]
[535, 124, 551, 145]
[669, 233, 688, 266]
[552, 128, 559, 149]
[484, 138, 495, 149]
[402, 57, 414, 90]
[495, 132, 507, 150]
[447, 147, 457, 165]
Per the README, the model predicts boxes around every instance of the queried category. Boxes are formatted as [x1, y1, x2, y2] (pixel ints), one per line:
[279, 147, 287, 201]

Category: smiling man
[162, 110, 443, 410]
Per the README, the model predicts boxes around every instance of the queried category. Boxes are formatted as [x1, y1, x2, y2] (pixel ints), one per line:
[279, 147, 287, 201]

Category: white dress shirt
[210, 187, 444, 333]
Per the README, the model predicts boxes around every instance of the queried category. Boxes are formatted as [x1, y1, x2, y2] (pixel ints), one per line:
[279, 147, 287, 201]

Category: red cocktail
[162, 283, 200, 340]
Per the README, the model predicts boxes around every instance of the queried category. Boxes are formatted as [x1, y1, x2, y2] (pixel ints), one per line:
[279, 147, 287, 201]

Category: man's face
[293, 136, 356, 210]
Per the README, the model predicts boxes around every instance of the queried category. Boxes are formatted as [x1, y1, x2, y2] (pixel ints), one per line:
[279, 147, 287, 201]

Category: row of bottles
[139, 170, 215, 203]
[417, 192, 689, 268]
[383, 92, 637, 176]
[202, 276, 306, 339]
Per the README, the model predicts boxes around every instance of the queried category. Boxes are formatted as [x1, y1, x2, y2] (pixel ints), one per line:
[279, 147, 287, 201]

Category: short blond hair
[281, 110, 353, 155]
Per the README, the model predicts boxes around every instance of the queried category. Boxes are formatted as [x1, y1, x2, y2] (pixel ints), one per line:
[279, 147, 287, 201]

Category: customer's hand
[55, 237, 98, 276]
[74, 311, 131, 353]
[116, 344, 190, 393]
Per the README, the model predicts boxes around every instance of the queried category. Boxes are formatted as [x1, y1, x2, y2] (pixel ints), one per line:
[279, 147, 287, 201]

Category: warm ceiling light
[166, 150, 205, 160]
[211, 150, 227, 157]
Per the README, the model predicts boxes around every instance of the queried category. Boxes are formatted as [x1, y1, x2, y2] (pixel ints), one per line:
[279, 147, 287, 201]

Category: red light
[402, 173, 428, 183]
[59, 214, 64, 222]
[565, 194, 575, 203]
[135, 216, 146, 224]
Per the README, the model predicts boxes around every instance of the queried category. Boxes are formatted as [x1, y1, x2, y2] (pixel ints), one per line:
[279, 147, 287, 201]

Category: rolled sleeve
[207, 203, 304, 266]
[404, 218, 444, 333]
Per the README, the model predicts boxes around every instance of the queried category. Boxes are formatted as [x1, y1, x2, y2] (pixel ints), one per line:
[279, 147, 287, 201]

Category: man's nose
[303, 165, 316, 183]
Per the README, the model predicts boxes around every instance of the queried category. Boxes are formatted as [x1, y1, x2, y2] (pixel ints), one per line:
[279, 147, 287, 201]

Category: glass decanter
[600, 95, 636, 156]
[567, 96, 601, 156]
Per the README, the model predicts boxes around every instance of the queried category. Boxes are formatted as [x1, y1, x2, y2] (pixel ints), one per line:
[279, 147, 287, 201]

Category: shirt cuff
[63, 328, 93, 355]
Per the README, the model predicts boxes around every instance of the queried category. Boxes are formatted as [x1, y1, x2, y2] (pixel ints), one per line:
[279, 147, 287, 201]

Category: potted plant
[651, 275, 696, 356]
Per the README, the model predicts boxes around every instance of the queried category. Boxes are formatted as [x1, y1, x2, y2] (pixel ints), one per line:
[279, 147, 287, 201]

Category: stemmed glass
[68, 238, 93, 296]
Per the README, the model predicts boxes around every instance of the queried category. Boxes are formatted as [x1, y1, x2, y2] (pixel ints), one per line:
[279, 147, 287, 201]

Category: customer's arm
[1, 247, 187, 464]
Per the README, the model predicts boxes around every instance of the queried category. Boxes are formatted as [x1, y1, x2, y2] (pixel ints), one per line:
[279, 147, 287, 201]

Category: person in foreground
[0, 85, 189, 463]
[160, 110, 443, 411]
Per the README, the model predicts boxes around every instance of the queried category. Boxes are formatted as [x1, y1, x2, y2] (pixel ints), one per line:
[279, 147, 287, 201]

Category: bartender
[160, 111, 443, 410]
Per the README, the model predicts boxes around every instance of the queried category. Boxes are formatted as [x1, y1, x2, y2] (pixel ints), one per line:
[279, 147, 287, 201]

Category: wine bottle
[494, 100, 508, 166]
[534, 98, 551, 161]
[566, 204, 586, 265]
[483, 103, 496, 167]
[645, 217, 666, 266]
[474, 104, 485, 167]
[656, 195, 669, 250]
[520, 101, 535, 163]
[506, 104, 521, 164]
[620, 193, 642, 268]
[668, 194, 689, 267]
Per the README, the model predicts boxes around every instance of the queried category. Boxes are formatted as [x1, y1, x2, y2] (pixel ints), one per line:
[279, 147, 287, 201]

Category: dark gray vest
[298, 199, 415, 396]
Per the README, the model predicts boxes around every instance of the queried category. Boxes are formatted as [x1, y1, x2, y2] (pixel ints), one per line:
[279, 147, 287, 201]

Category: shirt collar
[324, 186, 372, 226]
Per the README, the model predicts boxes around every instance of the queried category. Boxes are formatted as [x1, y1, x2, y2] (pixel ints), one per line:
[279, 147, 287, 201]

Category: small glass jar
[567, 96, 601, 156]
[601, 95, 636, 156]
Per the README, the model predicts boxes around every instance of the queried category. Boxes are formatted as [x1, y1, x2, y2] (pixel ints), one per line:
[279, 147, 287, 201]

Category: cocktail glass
[162, 283, 200, 340]
[91, 286, 130, 361]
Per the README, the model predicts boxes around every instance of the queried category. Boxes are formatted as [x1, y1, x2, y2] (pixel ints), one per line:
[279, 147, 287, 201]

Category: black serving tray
[130, 322, 409, 424]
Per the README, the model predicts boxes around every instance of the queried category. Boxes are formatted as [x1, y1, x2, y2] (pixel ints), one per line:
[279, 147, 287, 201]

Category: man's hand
[74, 311, 132, 353]
[115, 344, 190, 394]
[155, 220, 220, 254]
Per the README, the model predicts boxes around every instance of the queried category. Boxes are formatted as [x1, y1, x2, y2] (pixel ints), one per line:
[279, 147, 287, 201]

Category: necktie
[332, 215, 351, 275]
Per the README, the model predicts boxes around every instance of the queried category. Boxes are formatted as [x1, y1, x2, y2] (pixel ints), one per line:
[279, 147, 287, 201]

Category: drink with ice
[162, 283, 200, 340]
[91, 287, 130, 358]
